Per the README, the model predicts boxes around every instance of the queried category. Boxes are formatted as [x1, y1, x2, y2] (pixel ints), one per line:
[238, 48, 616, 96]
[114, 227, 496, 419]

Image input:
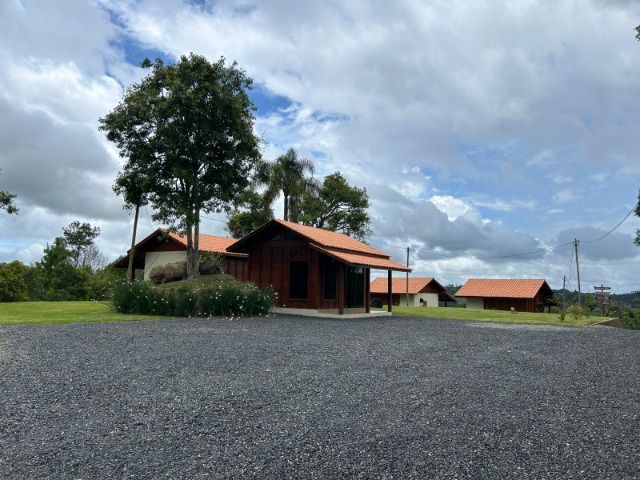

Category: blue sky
[0, 0, 639, 293]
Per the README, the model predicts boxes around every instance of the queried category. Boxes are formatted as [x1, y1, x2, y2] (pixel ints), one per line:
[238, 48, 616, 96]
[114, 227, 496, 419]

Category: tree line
[0, 221, 124, 302]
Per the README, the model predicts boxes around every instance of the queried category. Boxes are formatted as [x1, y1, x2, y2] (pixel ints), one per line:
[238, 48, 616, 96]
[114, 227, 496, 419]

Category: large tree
[291, 171, 372, 240]
[100, 54, 261, 278]
[256, 148, 316, 221]
[62, 221, 101, 269]
[226, 188, 273, 238]
[0, 169, 18, 214]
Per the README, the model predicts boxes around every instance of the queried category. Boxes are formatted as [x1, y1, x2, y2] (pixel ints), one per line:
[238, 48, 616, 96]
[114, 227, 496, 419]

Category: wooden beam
[387, 270, 393, 313]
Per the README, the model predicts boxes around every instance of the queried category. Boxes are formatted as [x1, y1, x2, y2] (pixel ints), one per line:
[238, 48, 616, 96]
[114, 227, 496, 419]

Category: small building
[114, 228, 248, 281]
[227, 219, 411, 315]
[370, 277, 457, 307]
[455, 278, 554, 313]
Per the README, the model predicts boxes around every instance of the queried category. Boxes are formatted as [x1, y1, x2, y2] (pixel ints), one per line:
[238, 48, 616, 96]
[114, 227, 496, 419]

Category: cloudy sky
[1, 0, 639, 293]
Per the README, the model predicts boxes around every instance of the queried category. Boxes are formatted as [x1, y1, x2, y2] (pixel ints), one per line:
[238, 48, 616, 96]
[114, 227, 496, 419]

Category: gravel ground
[0, 315, 639, 479]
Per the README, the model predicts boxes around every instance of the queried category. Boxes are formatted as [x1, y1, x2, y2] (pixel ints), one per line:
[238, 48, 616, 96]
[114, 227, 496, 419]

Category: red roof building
[228, 219, 410, 315]
[455, 279, 554, 313]
[114, 228, 247, 281]
[370, 277, 456, 307]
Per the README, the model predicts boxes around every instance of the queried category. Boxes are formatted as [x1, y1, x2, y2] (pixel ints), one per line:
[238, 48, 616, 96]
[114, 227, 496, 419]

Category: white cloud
[1, 0, 640, 293]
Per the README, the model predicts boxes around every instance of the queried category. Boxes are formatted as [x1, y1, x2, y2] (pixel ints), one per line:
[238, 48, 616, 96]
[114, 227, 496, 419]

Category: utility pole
[574, 239, 582, 307]
[406, 247, 410, 307]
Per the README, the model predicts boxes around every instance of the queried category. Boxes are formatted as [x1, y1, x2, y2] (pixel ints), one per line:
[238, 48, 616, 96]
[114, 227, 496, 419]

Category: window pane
[289, 261, 308, 299]
[345, 266, 364, 307]
[323, 258, 337, 300]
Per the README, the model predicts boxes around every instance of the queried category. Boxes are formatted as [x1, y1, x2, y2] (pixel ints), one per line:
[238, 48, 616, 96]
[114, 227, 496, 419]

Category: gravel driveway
[1, 315, 638, 479]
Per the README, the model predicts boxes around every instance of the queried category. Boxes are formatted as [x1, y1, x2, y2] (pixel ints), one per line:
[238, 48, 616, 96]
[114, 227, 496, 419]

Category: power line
[581, 206, 635, 244]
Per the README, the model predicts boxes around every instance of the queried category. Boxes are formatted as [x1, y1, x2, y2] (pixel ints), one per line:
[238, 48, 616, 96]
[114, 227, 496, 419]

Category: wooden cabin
[114, 228, 248, 281]
[455, 278, 554, 313]
[370, 277, 457, 307]
[227, 219, 411, 315]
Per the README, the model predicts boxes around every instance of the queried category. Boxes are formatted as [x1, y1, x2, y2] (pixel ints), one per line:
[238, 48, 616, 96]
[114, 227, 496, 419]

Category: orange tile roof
[168, 231, 239, 254]
[370, 277, 435, 294]
[228, 219, 411, 272]
[455, 279, 550, 299]
[311, 244, 410, 272]
[274, 219, 388, 256]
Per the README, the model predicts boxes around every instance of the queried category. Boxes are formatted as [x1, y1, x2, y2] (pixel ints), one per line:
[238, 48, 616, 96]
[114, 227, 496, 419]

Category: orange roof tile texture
[455, 279, 548, 299]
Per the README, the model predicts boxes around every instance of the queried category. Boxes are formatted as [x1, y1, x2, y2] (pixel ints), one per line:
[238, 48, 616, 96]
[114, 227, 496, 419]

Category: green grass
[380, 305, 607, 327]
[0, 301, 158, 326]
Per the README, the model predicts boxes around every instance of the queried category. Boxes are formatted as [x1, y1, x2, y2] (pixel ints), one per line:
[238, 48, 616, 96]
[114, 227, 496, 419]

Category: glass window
[285, 231, 301, 241]
[289, 261, 308, 299]
[345, 266, 365, 308]
[323, 258, 337, 300]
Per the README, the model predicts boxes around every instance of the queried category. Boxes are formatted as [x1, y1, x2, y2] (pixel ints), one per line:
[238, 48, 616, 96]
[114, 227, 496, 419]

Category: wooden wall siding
[484, 298, 534, 313]
[223, 257, 248, 282]
[148, 239, 182, 253]
[247, 242, 323, 309]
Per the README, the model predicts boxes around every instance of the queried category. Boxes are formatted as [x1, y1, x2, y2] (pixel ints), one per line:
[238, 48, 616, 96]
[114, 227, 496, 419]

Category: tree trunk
[283, 193, 289, 221]
[127, 204, 140, 282]
[190, 217, 200, 279]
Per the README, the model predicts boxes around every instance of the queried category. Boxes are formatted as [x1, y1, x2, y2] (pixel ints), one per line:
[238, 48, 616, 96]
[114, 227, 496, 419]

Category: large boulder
[149, 261, 187, 285]
[199, 256, 223, 275]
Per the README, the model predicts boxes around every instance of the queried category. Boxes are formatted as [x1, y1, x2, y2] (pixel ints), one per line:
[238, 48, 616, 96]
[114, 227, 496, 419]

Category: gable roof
[370, 277, 457, 302]
[166, 230, 245, 256]
[228, 219, 411, 272]
[455, 279, 552, 299]
[371, 277, 435, 295]
[114, 228, 246, 268]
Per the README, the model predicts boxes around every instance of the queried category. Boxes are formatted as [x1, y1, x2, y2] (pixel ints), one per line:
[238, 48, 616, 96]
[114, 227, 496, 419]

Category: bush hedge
[110, 280, 275, 317]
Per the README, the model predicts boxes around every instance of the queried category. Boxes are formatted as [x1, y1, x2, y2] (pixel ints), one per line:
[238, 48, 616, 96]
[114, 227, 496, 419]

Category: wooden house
[370, 277, 457, 307]
[227, 219, 411, 315]
[114, 228, 248, 281]
[455, 279, 554, 313]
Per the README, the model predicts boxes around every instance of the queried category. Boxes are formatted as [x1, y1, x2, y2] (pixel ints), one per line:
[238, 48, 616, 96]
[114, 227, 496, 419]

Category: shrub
[620, 310, 640, 330]
[110, 280, 275, 317]
[566, 304, 585, 320]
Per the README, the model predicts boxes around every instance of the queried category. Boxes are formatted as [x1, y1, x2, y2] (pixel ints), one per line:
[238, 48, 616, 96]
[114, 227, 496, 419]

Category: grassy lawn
[0, 301, 158, 326]
[381, 305, 606, 327]
[1, 301, 608, 328]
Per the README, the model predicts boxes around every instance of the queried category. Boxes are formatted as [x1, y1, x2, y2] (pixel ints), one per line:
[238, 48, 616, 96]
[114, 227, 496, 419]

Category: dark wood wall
[246, 242, 321, 309]
[224, 257, 248, 282]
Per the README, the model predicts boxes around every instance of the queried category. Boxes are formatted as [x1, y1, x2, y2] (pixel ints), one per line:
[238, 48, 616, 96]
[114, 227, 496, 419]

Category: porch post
[338, 263, 345, 315]
[365, 268, 371, 313]
[387, 270, 393, 313]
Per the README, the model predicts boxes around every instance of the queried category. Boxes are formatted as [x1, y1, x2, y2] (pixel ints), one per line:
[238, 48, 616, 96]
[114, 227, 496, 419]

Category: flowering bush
[110, 280, 275, 318]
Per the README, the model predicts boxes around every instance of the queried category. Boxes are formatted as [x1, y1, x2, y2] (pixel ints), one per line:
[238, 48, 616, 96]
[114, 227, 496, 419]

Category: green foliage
[100, 54, 261, 279]
[35, 238, 90, 301]
[0, 261, 29, 302]
[62, 221, 101, 268]
[226, 189, 273, 238]
[566, 304, 585, 320]
[291, 171, 372, 240]
[0, 168, 18, 214]
[256, 148, 316, 222]
[110, 280, 275, 317]
[620, 309, 640, 330]
[86, 263, 127, 300]
[558, 309, 566, 322]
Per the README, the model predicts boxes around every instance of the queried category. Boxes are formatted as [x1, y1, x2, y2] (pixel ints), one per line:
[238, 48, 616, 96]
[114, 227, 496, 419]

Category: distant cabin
[455, 279, 554, 313]
[114, 228, 248, 281]
[370, 277, 457, 307]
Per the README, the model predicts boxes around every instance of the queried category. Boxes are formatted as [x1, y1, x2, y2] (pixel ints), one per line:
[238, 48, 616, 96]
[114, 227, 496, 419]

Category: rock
[149, 261, 187, 284]
[199, 257, 223, 275]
